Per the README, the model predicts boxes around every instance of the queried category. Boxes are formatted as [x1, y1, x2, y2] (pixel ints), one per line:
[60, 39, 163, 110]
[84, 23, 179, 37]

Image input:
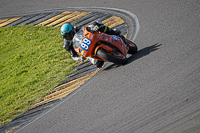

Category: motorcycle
[72, 27, 138, 68]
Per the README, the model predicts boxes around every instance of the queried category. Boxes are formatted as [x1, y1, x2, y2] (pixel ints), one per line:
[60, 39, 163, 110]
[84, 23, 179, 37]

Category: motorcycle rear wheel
[96, 48, 128, 65]
[126, 39, 138, 54]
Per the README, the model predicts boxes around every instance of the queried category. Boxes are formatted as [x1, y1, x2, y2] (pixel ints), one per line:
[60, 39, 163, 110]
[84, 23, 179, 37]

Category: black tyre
[95, 60, 104, 68]
[96, 48, 128, 65]
[126, 39, 138, 54]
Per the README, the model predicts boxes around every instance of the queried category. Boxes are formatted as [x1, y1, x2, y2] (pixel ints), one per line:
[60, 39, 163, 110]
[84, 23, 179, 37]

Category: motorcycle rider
[60, 21, 123, 67]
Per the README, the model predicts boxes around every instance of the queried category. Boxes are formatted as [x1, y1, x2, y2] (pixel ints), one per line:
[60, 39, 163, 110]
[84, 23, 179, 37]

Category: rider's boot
[112, 28, 121, 35]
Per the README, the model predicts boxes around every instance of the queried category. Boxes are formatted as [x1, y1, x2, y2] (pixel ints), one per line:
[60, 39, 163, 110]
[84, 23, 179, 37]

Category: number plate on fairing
[81, 37, 92, 51]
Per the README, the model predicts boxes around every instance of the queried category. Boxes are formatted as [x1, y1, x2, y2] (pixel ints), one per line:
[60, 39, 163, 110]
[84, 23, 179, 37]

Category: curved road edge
[0, 7, 140, 41]
[0, 7, 140, 133]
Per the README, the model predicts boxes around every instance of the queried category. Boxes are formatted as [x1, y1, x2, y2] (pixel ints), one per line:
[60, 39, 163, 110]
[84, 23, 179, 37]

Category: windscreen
[72, 27, 83, 49]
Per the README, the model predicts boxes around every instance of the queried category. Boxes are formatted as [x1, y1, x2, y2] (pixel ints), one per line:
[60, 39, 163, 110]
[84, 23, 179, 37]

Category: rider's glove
[92, 21, 104, 32]
[93, 25, 105, 32]
[93, 25, 99, 31]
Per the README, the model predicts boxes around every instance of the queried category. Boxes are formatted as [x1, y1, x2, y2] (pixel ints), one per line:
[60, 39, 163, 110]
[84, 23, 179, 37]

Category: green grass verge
[0, 25, 78, 125]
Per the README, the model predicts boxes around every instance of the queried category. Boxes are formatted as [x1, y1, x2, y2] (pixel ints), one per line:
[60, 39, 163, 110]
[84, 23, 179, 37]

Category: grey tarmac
[1, 0, 200, 133]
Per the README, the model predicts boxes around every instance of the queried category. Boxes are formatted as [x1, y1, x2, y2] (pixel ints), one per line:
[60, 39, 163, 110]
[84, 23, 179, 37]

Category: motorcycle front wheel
[96, 48, 128, 65]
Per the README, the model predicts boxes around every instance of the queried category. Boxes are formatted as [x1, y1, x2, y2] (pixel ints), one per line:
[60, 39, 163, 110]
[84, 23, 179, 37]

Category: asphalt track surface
[1, 0, 200, 133]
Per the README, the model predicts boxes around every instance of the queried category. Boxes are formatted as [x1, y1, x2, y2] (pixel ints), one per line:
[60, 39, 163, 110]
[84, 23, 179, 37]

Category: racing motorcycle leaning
[72, 27, 138, 68]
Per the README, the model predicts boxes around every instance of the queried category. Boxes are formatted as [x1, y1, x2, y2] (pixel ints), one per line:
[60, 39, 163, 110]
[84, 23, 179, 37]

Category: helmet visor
[64, 30, 74, 40]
